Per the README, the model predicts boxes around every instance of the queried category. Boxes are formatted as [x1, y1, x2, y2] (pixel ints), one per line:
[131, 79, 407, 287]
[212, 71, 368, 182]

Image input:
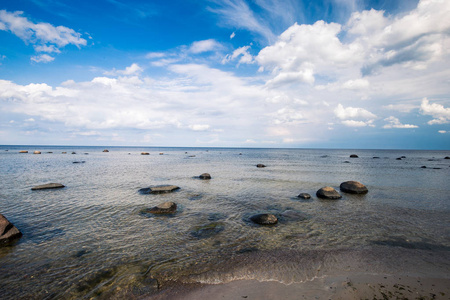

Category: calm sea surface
[1, 146, 449, 299]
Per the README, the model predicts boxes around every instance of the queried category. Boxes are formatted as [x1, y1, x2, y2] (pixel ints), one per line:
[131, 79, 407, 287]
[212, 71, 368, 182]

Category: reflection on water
[0, 146, 449, 298]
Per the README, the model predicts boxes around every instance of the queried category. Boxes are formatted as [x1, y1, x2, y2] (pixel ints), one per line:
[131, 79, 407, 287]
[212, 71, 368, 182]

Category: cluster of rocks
[298, 181, 368, 200]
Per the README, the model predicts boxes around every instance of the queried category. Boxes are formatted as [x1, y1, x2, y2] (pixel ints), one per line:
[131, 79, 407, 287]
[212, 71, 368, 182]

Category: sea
[0, 145, 449, 299]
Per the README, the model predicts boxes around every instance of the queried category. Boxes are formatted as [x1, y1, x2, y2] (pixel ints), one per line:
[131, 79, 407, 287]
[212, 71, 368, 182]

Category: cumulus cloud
[420, 98, 450, 125]
[334, 104, 376, 120]
[189, 39, 223, 54]
[222, 45, 254, 65]
[188, 124, 210, 131]
[341, 120, 373, 127]
[30, 54, 55, 63]
[383, 116, 418, 129]
[0, 10, 87, 62]
[104, 63, 143, 76]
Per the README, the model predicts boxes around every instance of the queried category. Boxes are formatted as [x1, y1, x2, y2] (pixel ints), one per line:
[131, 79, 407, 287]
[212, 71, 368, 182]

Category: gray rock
[0, 214, 22, 245]
[297, 193, 311, 199]
[31, 183, 65, 190]
[250, 214, 278, 225]
[256, 164, 266, 168]
[146, 202, 177, 214]
[139, 185, 180, 194]
[349, 154, 358, 158]
[199, 173, 211, 179]
[339, 181, 368, 194]
[316, 187, 342, 199]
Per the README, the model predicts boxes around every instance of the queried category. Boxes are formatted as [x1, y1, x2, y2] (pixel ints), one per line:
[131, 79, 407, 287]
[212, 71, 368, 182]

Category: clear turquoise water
[0, 146, 449, 298]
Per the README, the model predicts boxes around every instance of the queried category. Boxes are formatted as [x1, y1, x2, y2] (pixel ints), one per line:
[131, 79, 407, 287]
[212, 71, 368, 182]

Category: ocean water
[0, 146, 449, 299]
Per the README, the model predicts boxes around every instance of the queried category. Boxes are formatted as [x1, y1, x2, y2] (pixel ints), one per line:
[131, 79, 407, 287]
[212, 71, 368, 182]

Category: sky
[0, 0, 449, 149]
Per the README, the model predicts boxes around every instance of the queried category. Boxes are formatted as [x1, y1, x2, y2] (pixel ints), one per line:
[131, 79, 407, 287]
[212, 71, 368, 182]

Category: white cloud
[383, 103, 418, 113]
[230, 32, 235, 39]
[222, 45, 254, 65]
[189, 39, 223, 54]
[30, 54, 55, 63]
[0, 10, 87, 61]
[438, 130, 447, 134]
[341, 120, 371, 127]
[188, 124, 210, 131]
[383, 116, 418, 129]
[145, 52, 166, 59]
[334, 104, 376, 120]
[420, 98, 450, 125]
[342, 78, 369, 90]
[104, 63, 143, 76]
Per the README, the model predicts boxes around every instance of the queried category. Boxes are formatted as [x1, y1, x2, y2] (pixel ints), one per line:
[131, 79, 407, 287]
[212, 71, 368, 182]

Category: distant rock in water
[33, 151, 41, 154]
[396, 157, 402, 160]
[250, 214, 278, 225]
[256, 164, 266, 168]
[139, 185, 180, 194]
[349, 154, 358, 158]
[19, 150, 28, 153]
[316, 187, 342, 199]
[421, 166, 427, 168]
[340, 181, 368, 194]
[31, 183, 65, 190]
[144, 202, 177, 214]
[141, 152, 150, 155]
[71, 152, 76, 154]
[445, 156, 450, 159]
[198, 173, 211, 180]
[401, 156, 406, 158]
[103, 149, 109, 152]
[297, 193, 311, 199]
[373, 157, 380, 159]
[343, 161, 350, 163]
[73, 161, 85, 164]
[62, 152, 67, 154]
[0, 214, 22, 245]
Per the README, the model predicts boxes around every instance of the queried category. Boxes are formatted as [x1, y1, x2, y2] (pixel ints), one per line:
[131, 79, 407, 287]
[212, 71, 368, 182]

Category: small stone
[421, 166, 427, 168]
[316, 187, 342, 199]
[298, 193, 311, 199]
[103, 149, 109, 152]
[0, 214, 22, 245]
[199, 173, 211, 180]
[339, 181, 368, 194]
[256, 164, 266, 168]
[159, 153, 164, 155]
[396, 157, 402, 160]
[19, 150, 28, 153]
[139, 185, 180, 194]
[62, 152, 67, 154]
[250, 214, 278, 225]
[344, 161, 350, 163]
[146, 202, 177, 214]
[349, 154, 358, 158]
[141, 152, 150, 155]
[373, 157, 380, 159]
[33, 151, 41, 154]
[32, 183, 65, 190]
[71, 152, 76, 154]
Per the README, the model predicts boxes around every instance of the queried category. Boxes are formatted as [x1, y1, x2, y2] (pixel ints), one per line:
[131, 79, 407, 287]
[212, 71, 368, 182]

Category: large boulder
[0, 214, 22, 245]
[145, 202, 177, 214]
[139, 185, 180, 194]
[316, 187, 342, 199]
[340, 181, 368, 194]
[250, 214, 278, 225]
[31, 183, 65, 190]
[199, 173, 211, 180]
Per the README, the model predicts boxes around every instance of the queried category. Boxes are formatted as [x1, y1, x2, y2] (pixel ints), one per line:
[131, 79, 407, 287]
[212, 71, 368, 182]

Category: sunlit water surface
[1, 146, 449, 298]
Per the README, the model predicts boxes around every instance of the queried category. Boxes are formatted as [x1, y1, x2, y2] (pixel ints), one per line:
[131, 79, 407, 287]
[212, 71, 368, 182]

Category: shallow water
[0, 146, 449, 298]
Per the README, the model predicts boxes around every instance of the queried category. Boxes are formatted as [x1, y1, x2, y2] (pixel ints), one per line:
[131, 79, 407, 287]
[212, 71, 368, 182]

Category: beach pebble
[146, 202, 177, 214]
[199, 173, 211, 179]
[33, 151, 41, 154]
[0, 214, 22, 244]
[139, 185, 180, 194]
[19, 150, 28, 153]
[297, 193, 311, 199]
[31, 183, 65, 190]
[256, 164, 266, 168]
[316, 187, 342, 199]
[103, 149, 109, 152]
[141, 152, 150, 155]
[250, 214, 278, 225]
[349, 154, 358, 158]
[339, 181, 368, 194]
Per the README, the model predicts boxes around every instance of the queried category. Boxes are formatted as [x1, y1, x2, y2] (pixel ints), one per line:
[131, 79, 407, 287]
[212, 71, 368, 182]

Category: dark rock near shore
[396, 157, 402, 160]
[139, 185, 180, 194]
[340, 181, 368, 194]
[31, 183, 65, 190]
[199, 173, 211, 180]
[73, 161, 85, 164]
[316, 187, 342, 199]
[250, 214, 278, 225]
[349, 154, 358, 158]
[421, 166, 427, 168]
[190, 222, 224, 239]
[103, 149, 109, 152]
[0, 214, 22, 245]
[297, 193, 311, 199]
[256, 164, 266, 168]
[373, 157, 380, 159]
[141, 152, 149, 155]
[145, 202, 177, 214]
[445, 156, 450, 159]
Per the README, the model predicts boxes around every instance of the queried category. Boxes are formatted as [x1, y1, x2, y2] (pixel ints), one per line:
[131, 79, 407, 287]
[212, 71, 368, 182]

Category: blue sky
[0, 0, 449, 149]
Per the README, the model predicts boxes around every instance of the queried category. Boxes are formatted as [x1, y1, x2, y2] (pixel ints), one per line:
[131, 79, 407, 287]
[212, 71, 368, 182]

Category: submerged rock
[139, 185, 180, 194]
[349, 154, 358, 158]
[250, 214, 278, 225]
[0, 214, 22, 245]
[190, 222, 225, 239]
[31, 183, 65, 190]
[340, 181, 368, 194]
[316, 187, 342, 199]
[256, 164, 266, 168]
[281, 210, 307, 221]
[297, 193, 311, 199]
[145, 202, 177, 214]
[198, 173, 211, 180]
